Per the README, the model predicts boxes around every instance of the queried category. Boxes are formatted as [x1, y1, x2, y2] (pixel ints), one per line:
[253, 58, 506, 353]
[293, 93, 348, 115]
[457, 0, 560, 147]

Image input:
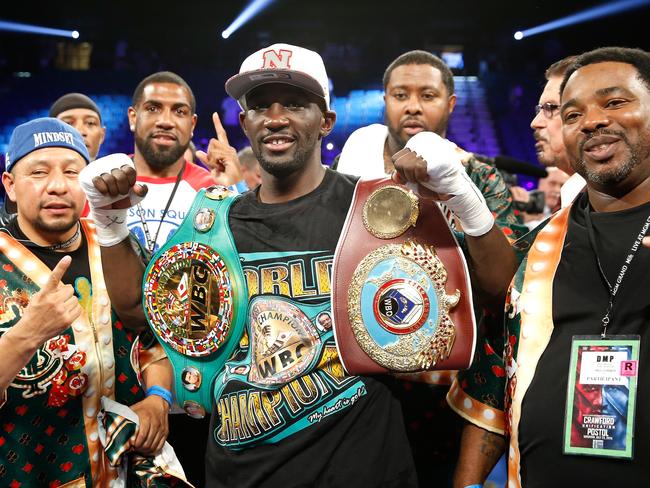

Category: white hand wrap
[79, 153, 144, 247]
[405, 132, 494, 237]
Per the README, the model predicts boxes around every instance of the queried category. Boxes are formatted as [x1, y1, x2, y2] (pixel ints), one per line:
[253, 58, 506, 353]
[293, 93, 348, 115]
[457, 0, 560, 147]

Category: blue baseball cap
[5, 117, 90, 173]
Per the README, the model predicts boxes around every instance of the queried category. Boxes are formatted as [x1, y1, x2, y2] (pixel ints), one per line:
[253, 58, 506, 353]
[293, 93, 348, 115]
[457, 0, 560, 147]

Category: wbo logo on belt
[332, 179, 476, 375]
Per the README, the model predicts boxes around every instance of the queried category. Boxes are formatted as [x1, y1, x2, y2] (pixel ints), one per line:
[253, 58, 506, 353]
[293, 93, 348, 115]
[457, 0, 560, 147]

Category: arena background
[1, 2, 648, 486]
[1, 0, 648, 175]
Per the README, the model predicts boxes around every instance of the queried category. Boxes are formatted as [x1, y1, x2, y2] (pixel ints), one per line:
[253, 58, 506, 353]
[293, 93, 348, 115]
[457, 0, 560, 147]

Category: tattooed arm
[453, 422, 505, 488]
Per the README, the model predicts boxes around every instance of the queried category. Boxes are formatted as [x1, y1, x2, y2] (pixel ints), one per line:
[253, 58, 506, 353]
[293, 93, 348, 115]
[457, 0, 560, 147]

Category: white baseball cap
[225, 43, 330, 109]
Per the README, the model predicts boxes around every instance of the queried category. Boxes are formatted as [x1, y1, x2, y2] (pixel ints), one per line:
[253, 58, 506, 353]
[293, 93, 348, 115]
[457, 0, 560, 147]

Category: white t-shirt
[336, 124, 390, 178]
[126, 162, 215, 253]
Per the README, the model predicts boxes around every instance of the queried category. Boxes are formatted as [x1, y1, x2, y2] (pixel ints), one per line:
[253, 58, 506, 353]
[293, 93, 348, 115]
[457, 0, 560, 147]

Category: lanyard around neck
[583, 203, 650, 338]
[137, 160, 186, 253]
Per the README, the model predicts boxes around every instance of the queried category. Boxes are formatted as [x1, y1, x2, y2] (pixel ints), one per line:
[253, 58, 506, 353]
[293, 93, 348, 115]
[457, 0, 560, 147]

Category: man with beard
[337, 50, 524, 240]
[78, 42, 516, 487]
[126, 71, 241, 254]
[0, 118, 174, 486]
[125, 71, 241, 486]
[338, 50, 525, 485]
[451, 47, 650, 488]
[126, 71, 245, 486]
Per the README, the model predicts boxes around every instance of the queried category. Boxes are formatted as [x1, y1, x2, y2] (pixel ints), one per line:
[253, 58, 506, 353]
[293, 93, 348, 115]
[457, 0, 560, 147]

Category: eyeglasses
[534, 102, 561, 119]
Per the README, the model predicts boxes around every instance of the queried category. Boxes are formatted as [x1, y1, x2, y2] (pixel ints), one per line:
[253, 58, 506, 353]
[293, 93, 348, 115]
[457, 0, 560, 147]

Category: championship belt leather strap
[332, 178, 477, 375]
[143, 186, 248, 418]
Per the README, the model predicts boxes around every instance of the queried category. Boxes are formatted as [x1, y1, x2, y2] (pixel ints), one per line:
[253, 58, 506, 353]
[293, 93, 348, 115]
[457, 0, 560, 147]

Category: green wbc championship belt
[143, 186, 248, 418]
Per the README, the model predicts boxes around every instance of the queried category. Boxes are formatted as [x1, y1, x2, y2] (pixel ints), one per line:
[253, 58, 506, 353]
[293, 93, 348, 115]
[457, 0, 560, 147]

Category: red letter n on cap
[262, 49, 292, 69]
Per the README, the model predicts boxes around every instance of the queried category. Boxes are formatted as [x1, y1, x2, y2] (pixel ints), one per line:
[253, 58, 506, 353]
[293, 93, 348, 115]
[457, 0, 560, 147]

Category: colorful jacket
[0, 219, 161, 487]
[447, 206, 570, 486]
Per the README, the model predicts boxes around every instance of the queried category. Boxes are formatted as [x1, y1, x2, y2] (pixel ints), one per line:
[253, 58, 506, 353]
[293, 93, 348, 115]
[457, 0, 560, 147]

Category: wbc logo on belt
[144, 242, 234, 357]
[168, 262, 212, 337]
[247, 297, 321, 387]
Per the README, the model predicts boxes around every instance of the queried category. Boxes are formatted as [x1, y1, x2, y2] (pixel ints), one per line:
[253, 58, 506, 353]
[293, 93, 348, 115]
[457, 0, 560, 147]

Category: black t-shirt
[205, 169, 417, 488]
[519, 193, 650, 487]
[4, 217, 90, 285]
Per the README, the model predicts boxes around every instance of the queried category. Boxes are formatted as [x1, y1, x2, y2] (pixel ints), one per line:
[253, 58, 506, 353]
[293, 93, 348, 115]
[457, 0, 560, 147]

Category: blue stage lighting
[514, 0, 649, 39]
[0, 19, 80, 39]
[221, 0, 275, 39]
[514, 31, 524, 40]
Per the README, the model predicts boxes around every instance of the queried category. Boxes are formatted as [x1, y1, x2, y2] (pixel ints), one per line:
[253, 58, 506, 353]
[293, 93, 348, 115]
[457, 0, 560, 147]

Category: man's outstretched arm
[464, 224, 517, 308]
[100, 237, 147, 328]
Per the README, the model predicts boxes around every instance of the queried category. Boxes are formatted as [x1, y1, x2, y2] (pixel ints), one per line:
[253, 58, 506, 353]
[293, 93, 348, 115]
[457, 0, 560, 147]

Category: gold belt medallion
[143, 242, 233, 357]
[348, 239, 460, 371]
[363, 185, 419, 239]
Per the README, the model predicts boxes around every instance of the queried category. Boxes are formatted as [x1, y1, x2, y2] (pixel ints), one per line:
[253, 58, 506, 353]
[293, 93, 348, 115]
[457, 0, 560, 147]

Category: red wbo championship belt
[332, 178, 476, 375]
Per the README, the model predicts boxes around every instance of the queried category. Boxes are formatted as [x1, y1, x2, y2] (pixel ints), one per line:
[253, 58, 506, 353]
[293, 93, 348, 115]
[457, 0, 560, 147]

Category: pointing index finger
[212, 112, 229, 145]
[45, 255, 72, 290]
